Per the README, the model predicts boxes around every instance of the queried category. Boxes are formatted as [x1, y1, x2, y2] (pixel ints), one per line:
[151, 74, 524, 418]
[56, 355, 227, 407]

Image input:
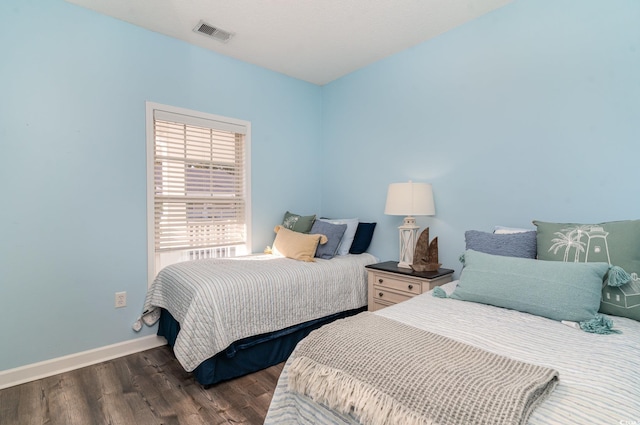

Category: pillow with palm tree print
[533, 220, 640, 322]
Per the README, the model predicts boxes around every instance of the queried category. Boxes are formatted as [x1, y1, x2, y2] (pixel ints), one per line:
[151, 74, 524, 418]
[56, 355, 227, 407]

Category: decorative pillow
[465, 230, 537, 259]
[450, 249, 610, 324]
[319, 218, 359, 256]
[272, 225, 327, 262]
[310, 220, 347, 260]
[349, 222, 377, 254]
[493, 226, 534, 234]
[534, 220, 640, 322]
[282, 211, 316, 233]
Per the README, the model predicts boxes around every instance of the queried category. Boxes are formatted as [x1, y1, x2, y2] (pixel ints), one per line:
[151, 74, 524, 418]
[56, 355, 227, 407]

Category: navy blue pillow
[349, 222, 377, 254]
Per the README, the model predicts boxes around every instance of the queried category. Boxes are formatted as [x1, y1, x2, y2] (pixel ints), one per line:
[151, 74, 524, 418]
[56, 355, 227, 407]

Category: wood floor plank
[0, 382, 48, 425]
[45, 372, 97, 425]
[73, 364, 109, 424]
[0, 393, 15, 423]
[92, 361, 139, 425]
[0, 346, 283, 425]
[123, 390, 163, 425]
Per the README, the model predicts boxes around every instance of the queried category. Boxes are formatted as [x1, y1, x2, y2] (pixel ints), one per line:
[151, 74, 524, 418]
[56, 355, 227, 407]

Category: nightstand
[366, 261, 454, 311]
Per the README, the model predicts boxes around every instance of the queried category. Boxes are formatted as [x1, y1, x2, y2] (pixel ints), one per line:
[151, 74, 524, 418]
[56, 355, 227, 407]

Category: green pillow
[281, 211, 316, 233]
[534, 220, 640, 322]
[451, 250, 609, 323]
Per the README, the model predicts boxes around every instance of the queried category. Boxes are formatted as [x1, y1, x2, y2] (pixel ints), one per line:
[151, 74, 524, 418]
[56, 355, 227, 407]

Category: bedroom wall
[2, 0, 638, 377]
[320, 0, 640, 275]
[0, 0, 322, 371]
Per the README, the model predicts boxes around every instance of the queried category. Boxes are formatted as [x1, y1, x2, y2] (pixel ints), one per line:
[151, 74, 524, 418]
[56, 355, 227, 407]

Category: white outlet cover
[115, 291, 127, 308]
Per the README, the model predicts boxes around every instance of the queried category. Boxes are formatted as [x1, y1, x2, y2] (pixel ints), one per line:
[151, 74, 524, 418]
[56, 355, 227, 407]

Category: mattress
[265, 281, 640, 424]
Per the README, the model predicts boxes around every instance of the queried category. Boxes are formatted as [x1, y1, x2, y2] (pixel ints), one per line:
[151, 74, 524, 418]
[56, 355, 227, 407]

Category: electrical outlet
[115, 291, 127, 308]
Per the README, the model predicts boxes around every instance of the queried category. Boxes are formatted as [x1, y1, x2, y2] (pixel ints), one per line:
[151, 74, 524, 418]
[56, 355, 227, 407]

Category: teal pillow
[282, 211, 316, 233]
[451, 250, 609, 323]
[534, 220, 640, 322]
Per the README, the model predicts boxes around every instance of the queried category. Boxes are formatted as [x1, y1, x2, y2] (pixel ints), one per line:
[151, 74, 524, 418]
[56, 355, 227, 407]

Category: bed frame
[157, 306, 366, 387]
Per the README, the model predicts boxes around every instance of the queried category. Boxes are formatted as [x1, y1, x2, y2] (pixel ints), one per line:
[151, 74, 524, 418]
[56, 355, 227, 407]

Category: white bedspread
[266, 280, 640, 424]
[143, 253, 377, 371]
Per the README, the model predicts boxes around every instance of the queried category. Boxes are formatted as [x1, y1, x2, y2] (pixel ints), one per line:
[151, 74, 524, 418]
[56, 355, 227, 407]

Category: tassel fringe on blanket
[289, 357, 434, 425]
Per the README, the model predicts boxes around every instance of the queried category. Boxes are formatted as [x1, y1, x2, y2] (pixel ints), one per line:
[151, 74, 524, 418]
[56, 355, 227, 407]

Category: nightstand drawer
[371, 299, 393, 312]
[373, 286, 413, 304]
[372, 274, 421, 295]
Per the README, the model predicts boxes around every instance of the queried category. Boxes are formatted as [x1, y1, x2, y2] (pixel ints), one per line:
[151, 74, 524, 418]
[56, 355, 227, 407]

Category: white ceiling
[65, 0, 512, 85]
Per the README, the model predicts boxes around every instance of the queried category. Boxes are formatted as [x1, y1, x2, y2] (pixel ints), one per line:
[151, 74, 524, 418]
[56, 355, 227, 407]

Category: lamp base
[397, 261, 413, 269]
[397, 216, 419, 269]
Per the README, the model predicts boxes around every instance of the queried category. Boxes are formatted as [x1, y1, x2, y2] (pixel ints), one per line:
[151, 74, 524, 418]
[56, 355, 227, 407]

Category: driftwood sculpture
[411, 227, 441, 272]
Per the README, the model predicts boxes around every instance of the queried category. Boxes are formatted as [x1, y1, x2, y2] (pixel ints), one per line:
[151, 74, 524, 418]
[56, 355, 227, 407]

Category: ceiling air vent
[193, 21, 233, 43]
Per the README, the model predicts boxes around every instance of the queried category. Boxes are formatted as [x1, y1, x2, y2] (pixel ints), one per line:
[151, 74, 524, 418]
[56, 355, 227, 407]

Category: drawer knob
[378, 278, 384, 284]
[408, 284, 413, 290]
[378, 292, 384, 297]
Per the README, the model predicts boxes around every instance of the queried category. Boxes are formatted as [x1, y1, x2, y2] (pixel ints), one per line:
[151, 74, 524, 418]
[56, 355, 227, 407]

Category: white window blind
[152, 108, 248, 254]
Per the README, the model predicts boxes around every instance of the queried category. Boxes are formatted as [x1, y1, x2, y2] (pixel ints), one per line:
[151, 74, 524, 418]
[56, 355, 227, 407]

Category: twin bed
[265, 221, 640, 424]
[265, 279, 640, 424]
[143, 252, 377, 386]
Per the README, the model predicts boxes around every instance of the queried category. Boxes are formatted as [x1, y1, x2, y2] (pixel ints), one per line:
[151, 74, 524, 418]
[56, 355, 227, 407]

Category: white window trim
[145, 101, 251, 286]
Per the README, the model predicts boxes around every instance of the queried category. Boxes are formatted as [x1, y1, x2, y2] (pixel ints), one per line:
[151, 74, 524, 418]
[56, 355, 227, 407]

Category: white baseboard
[0, 335, 167, 390]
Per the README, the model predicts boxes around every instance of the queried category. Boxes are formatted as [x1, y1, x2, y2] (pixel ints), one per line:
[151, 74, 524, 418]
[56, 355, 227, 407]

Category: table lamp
[384, 181, 435, 268]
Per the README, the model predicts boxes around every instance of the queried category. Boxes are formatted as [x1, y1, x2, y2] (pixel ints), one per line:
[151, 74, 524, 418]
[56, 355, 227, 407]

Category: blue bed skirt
[157, 306, 366, 387]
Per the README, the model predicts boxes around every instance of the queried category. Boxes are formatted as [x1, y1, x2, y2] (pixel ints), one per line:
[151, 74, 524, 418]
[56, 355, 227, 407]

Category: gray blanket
[288, 312, 558, 425]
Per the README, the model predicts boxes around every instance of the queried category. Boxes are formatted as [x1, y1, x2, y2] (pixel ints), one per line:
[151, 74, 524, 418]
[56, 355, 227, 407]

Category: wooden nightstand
[366, 261, 454, 311]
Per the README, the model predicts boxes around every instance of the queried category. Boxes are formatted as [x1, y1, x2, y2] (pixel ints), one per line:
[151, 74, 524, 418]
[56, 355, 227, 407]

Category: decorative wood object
[411, 227, 441, 272]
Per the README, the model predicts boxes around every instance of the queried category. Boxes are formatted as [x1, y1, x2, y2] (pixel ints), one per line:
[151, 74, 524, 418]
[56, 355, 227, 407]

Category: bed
[142, 252, 378, 386]
[265, 223, 640, 424]
[266, 280, 640, 424]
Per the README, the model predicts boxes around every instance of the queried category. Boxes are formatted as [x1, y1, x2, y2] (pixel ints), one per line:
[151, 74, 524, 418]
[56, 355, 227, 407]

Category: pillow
[281, 211, 316, 233]
[319, 218, 359, 256]
[450, 249, 610, 324]
[310, 220, 347, 259]
[465, 230, 537, 259]
[534, 220, 640, 322]
[493, 226, 534, 234]
[349, 222, 377, 254]
[272, 225, 327, 262]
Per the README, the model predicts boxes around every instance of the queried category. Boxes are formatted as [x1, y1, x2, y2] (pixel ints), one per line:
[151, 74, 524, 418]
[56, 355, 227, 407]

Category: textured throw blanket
[288, 312, 558, 425]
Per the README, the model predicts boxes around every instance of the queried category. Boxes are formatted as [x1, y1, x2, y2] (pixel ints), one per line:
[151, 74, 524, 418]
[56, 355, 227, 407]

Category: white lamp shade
[384, 182, 435, 216]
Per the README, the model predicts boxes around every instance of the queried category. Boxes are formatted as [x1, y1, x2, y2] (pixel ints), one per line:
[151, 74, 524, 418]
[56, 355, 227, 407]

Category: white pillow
[493, 225, 534, 234]
[319, 218, 359, 256]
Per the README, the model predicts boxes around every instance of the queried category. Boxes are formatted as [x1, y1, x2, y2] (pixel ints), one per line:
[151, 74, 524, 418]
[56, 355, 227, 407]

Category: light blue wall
[0, 0, 322, 370]
[2, 0, 639, 372]
[321, 0, 640, 275]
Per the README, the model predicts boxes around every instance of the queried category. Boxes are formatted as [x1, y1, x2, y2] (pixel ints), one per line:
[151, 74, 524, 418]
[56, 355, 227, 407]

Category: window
[146, 102, 251, 280]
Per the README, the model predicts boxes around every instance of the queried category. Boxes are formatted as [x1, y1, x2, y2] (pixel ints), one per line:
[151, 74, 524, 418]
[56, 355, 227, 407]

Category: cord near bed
[132, 308, 162, 332]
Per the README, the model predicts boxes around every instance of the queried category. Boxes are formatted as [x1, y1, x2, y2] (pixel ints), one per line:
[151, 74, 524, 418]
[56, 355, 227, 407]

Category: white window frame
[146, 101, 251, 285]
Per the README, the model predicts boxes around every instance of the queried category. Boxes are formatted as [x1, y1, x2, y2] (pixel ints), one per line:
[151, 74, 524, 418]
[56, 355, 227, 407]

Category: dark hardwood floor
[0, 345, 284, 425]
